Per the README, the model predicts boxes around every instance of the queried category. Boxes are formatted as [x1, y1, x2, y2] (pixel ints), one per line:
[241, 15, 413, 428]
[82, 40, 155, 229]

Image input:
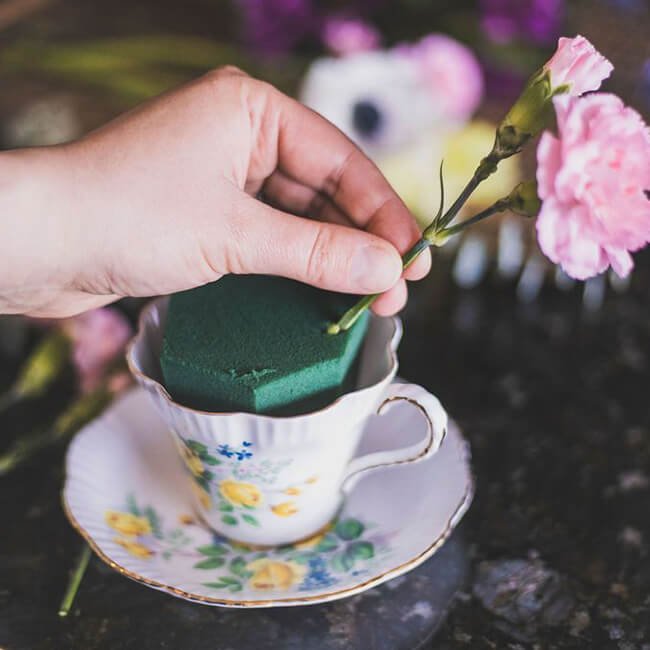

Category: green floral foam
[160, 276, 369, 414]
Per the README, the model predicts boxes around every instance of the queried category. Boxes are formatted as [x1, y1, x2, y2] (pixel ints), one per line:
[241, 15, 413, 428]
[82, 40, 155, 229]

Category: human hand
[0, 67, 430, 317]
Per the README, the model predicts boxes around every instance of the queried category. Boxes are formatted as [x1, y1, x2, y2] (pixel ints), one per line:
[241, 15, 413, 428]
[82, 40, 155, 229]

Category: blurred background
[2, 1, 650, 648]
[0, 0, 649, 300]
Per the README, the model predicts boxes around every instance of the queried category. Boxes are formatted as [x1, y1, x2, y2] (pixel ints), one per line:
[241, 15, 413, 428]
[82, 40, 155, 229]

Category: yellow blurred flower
[104, 510, 151, 537]
[114, 536, 153, 559]
[305, 476, 319, 484]
[190, 480, 212, 510]
[271, 501, 298, 517]
[379, 120, 521, 229]
[219, 479, 262, 508]
[178, 513, 195, 525]
[181, 445, 204, 477]
[284, 487, 301, 496]
[247, 559, 307, 591]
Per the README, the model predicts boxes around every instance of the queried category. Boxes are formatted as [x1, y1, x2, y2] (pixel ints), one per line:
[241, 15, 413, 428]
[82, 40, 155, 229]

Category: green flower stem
[326, 237, 436, 334]
[5, 331, 71, 414]
[438, 199, 509, 239]
[0, 386, 112, 476]
[328, 154, 504, 334]
[426, 153, 500, 235]
[58, 544, 92, 617]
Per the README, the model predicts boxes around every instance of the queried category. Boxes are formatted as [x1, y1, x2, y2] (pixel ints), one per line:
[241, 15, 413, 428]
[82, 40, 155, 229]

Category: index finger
[269, 88, 431, 279]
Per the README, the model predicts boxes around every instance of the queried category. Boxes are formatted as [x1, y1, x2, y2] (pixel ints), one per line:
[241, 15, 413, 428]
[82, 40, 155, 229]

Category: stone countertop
[2, 252, 650, 649]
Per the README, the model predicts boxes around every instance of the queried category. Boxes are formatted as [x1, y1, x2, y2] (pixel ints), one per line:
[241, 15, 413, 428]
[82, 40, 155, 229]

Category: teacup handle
[341, 382, 447, 494]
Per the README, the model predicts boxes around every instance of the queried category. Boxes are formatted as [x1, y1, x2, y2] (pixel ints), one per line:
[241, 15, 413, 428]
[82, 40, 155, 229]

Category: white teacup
[127, 297, 447, 546]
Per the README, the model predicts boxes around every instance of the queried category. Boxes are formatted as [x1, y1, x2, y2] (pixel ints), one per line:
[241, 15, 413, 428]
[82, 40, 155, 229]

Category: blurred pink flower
[544, 35, 613, 95]
[322, 17, 380, 55]
[397, 34, 483, 121]
[63, 308, 132, 393]
[536, 93, 650, 279]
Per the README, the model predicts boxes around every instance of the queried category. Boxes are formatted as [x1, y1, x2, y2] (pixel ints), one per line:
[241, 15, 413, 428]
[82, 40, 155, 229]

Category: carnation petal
[536, 132, 562, 199]
[545, 35, 613, 95]
[605, 247, 634, 278]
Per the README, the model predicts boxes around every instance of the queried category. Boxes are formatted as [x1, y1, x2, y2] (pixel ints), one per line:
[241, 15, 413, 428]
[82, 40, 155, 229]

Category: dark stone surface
[3, 252, 650, 649]
[1, 505, 468, 650]
[1, 2, 650, 647]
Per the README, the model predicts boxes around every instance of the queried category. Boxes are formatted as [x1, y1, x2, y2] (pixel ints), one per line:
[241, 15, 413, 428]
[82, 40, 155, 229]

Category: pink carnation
[544, 35, 613, 96]
[397, 34, 483, 121]
[63, 307, 132, 393]
[322, 17, 380, 56]
[536, 93, 650, 279]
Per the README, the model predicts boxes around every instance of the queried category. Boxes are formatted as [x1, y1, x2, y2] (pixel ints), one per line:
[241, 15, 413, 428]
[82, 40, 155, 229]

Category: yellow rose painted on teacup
[181, 445, 205, 477]
[105, 510, 151, 537]
[190, 480, 212, 510]
[271, 501, 298, 517]
[247, 559, 307, 590]
[219, 479, 263, 508]
[114, 536, 153, 559]
[293, 523, 334, 550]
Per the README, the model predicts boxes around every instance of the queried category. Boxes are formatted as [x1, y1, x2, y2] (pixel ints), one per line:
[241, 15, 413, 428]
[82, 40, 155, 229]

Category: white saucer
[63, 388, 473, 608]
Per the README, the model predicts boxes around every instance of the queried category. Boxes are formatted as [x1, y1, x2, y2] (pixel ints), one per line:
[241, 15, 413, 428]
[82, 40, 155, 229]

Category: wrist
[0, 145, 84, 315]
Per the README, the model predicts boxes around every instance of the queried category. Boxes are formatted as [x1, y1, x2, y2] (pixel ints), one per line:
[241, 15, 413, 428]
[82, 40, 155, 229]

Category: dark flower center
[352, 100, 383, 139]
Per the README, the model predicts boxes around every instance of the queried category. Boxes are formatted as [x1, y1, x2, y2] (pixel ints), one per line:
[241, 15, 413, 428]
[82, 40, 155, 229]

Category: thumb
[226, 195, 403, 294]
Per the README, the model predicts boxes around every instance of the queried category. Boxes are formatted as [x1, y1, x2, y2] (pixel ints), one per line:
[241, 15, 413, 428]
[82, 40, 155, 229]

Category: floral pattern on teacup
[177, 437, 320, 525]
[104, 493, 389, 594]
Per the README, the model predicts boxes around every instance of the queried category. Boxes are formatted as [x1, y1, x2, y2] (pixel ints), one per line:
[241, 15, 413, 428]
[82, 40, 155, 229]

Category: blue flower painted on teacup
[181, 437, 292, 487]
[217, 441, 254, 461]
[299, 556, 337, 590]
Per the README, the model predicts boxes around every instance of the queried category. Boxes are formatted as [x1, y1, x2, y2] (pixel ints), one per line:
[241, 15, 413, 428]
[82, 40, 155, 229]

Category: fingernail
[351, 245, 400, 293]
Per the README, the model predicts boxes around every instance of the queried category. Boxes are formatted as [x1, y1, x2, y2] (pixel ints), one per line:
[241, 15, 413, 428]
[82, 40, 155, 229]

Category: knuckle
[305, 225, 334, 286]
[208, 64, 249, 79]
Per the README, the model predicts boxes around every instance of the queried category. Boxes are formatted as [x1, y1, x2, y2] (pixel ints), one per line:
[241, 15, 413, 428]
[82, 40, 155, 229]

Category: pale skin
[0, 67, 430, 318]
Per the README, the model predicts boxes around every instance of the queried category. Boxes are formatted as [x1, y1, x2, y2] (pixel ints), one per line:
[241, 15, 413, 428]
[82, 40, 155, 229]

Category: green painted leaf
[241, 514, 259, 527]
[195, 476, 210, 492]
[203, 455, 221, 466]
[203, 576, 242, 593]
[219, 501, 234, 512]
[347, 541, 374, 561]
[216, 576, 241, 586]
[222, 514, 238, 526]
[187, 440, 207, 454]
[229, 556, 248, 577]
[125, 493, 141, 517]
[291, 552, 315, 565]
[197, 544, 227, 556]
[335, 518, 364, 541]
[203, 470, 215, 481]
[330, 552, 353, 573]
[194, 557, 226, 570]
[315, 535, 339, 553]
[143, 506, 163, 540]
